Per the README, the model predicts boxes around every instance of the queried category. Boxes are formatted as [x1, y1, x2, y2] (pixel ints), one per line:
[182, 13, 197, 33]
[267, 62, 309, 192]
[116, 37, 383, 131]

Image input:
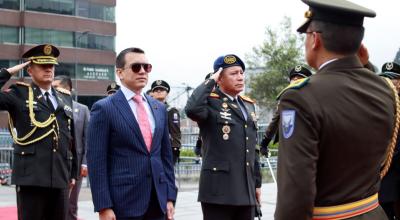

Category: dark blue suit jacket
[87, 90, 177, 218]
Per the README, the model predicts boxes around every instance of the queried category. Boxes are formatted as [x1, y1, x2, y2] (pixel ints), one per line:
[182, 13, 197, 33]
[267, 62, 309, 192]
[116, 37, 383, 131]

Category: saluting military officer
[0, 44, 77, 220]
[260, 65, 312, 157]
[275, 1, 397, 219]
[379, 62, 400, 220]
[151, 80, 182, 165]
[185, 54, 261, 220]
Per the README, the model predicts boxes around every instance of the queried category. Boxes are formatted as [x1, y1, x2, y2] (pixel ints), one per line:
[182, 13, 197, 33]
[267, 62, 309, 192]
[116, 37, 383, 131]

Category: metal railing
[0, 125, 278, 188]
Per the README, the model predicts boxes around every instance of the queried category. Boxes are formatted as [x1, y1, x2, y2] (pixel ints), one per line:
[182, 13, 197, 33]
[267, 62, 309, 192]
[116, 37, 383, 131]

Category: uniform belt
[312, 193, 379, 220]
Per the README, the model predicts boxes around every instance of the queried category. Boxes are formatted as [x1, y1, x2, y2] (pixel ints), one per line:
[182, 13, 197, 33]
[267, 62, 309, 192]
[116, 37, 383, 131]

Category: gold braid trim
[8, 86, 59, 146]
[28, 86, 56, 128]
[380, 78, 400, 178]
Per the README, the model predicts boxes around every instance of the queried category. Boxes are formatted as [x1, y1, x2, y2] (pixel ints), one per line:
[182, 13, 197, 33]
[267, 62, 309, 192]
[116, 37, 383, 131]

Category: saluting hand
[211, 67, 223, 82]
[6, 61, 30, 76]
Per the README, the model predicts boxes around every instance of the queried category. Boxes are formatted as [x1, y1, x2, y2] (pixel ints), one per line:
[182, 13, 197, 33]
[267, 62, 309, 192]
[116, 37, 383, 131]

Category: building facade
[0, 0, 116, 127]
[0, 0, 116, 100]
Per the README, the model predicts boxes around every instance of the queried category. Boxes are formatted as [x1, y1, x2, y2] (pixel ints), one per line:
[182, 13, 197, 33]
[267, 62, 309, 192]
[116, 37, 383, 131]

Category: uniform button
[246, 149, 249, 153]
[53, 149, 56, 152]
[246, 137, 249, 140]
[246, 162, 249, 166]
[213, 168, 217, 171]
[70, 156, 73, 160]
[21, 152, 25, 155]
[245, 125, 247, 128]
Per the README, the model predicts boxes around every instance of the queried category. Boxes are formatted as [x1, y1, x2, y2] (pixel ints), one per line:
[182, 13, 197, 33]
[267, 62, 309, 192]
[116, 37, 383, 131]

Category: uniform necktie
[45, 92, 55, 112]
[234, 98, 247, 120]
[133, 94, 152, 152]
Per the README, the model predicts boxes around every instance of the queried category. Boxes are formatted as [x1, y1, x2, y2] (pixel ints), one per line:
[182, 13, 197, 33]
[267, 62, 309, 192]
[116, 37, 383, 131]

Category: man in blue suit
[87, 47, 177, 220]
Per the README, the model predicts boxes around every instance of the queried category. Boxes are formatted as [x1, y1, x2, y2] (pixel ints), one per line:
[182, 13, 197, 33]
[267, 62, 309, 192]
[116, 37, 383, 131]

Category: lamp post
[74, 30, 90, 101]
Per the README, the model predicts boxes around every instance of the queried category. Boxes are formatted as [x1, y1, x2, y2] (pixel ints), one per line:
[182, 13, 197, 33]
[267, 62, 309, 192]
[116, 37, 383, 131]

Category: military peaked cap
[297, 0, 376, 33]
[22, 44, 59, 65]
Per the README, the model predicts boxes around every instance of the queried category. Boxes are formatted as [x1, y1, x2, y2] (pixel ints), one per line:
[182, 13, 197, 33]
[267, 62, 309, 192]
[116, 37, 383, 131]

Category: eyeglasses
[126, 63, 152, 73]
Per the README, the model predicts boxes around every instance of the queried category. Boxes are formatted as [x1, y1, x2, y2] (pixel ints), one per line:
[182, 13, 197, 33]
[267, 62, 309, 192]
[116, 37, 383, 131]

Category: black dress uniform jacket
[275, 56, 395, 219]
[167, 104, 181, 164]
[185, 79, 261, 206]
[0, 69, 77, 189]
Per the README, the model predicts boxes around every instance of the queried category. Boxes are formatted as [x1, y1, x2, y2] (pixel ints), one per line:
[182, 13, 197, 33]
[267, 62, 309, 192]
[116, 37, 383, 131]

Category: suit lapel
[112, 90, 147, 151]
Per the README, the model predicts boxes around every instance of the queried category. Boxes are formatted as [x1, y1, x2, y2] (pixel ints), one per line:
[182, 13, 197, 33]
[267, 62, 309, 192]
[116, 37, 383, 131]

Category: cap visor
[297, 19, 311, 33]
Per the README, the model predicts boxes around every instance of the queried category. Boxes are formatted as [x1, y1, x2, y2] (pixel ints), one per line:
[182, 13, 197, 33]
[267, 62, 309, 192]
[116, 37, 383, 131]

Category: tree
[245, 17, 305, 113]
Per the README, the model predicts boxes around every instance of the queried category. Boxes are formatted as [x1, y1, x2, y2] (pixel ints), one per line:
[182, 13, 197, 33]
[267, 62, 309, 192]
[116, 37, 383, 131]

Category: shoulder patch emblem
[16, 82, 30, 87]
[56, 87, 71, 96]
[276, 77, 310, 100]
[281, 110, 296, 139]
[209, 92, 219, 98]
[240, 95, 255, 103]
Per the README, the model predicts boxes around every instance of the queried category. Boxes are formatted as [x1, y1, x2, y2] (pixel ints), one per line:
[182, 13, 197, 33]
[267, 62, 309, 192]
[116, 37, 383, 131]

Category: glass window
[0, 60, 18, 68]
[25, 0, 74, 15]
[76, 33, 114, 51]
[0, 26, 19, 44]
[76, 0, 115, 22]
[56, 63, 74, 77]
[0, 0, 19, 10]
[25, 28, 73, 47]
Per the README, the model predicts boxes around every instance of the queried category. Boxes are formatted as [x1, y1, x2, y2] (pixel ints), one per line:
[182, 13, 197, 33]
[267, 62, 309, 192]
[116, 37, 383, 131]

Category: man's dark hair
[309, 21, 364, 55]
[54, 75, 72, 91]
[116, 47, 145, 68]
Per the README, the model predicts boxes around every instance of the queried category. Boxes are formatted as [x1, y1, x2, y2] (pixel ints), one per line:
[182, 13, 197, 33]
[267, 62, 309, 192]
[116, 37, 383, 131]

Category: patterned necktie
[45, 92, 55, 112]
[133, 94, 152, 152]
[234, 98, 247, 120]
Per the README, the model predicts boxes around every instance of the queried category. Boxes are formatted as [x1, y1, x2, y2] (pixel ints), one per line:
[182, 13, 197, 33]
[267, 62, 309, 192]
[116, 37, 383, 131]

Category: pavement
[0, 181, 277, 220]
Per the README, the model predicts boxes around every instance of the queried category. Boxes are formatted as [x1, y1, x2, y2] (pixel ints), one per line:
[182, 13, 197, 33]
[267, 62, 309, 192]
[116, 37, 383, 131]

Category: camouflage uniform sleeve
[275, 89, 319, 220]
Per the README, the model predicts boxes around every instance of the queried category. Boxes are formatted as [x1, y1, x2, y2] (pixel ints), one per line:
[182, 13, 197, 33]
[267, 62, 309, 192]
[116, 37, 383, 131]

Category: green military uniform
[185, 79, 261, 205]
[275, 1, 395, 219]
[1, 44, 77, 220]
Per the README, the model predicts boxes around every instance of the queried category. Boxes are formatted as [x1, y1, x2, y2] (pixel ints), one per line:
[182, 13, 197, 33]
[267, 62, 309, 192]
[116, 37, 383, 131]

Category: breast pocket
[13, 145, 35, 176]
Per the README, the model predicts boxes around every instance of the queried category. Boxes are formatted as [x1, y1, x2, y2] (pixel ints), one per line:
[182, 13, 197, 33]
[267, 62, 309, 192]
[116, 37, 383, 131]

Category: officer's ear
[116, 68, 124, 80]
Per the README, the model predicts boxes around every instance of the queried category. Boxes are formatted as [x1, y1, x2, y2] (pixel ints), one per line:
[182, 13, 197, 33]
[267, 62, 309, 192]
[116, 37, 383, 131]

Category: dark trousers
[16, 185, 68, 220]
[201, 203, 254, 220]
[68, 176, 83, 220]
[172, 147, 180, 165]
[118, 184, 165, 220]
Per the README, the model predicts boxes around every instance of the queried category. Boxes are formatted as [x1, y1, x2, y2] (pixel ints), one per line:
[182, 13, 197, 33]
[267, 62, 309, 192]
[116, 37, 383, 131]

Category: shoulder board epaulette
[240, 95, 255, 104]
[276, 77, 310, 100]
[209, 92, 219, 98]
[16, 82, 30, 87]
[56, 87, 71, 96]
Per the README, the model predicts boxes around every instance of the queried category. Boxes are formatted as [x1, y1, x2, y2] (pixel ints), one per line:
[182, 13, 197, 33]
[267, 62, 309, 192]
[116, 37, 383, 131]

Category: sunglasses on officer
[126, 63, 152, 73]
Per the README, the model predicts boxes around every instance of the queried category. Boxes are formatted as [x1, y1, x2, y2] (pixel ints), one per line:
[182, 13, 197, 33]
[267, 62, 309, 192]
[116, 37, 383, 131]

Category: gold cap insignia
[305, 10, 313, 18]
[386, 62, 394, 71]
[156, 80, 162, 85]
[295, 65, 302, 72]
[43, 45, 52, 55]
[224, 55, 236, 65]
[111, 82, 116, 89]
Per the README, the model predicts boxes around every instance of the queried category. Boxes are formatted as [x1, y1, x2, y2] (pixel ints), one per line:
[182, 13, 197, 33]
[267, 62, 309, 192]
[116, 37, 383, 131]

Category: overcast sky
[116, 0, 400, 106]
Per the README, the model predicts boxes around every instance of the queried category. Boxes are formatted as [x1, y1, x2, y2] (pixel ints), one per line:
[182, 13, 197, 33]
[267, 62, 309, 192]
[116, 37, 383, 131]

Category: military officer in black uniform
[185, 54, 261, 220]
[379, 62, 400, 220]
[151, 80, 182, 165]
[106, 82, 120, 96]
[0, 44, 77, 220]
[260, 65, 312, 157]
[275, 1, 396, 220]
